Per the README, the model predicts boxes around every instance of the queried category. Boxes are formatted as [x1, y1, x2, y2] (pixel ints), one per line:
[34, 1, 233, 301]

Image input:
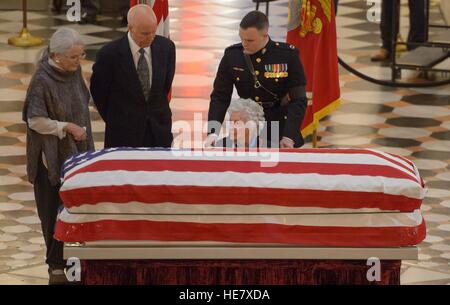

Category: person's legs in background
[79, 0, 100, 24]
[119, 0, 130, 26]
[51, 0, 63, 13]
[372, 0, 400, 61]
[407, 0, 427, 50]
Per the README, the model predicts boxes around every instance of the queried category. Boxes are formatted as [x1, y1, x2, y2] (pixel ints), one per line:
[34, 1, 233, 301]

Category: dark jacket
[90, 34, 176, 148]
[208, 39, 307, 147]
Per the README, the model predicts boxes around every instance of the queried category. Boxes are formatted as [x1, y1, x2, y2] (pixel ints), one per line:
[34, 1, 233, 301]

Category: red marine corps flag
[130, 0, 169, 37]
[287, 0, 340, 139]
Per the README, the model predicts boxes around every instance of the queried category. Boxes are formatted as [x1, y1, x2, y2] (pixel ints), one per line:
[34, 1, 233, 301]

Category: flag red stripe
[64, 159, 419, 184]
[83, 147, 413, 163]
[54, 218, 426, 247]
[289, 149, 415, 176]
[60, 185, 422, 211]
[65, 149, 418, 182]
[362, 150, 416, 176]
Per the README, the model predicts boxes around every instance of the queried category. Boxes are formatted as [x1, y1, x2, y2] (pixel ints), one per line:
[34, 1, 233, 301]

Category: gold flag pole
[8, 0, 43, 47]
[306, 92, 318, 148]
[312, 128, 317, 148]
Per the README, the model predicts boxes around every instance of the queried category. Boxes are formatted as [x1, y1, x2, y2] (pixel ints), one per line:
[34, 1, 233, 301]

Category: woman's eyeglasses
[63, 52, 87, 61]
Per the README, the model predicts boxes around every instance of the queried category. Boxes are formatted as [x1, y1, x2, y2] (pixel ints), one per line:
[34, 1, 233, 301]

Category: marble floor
[0, 0, 449, 284]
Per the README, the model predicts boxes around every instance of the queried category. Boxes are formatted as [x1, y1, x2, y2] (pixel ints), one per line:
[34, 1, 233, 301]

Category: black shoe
[370, 48, 390, 62]
[48, 268, 70, 285]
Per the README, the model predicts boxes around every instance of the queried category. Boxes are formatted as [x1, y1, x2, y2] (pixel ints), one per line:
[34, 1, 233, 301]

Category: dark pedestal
[80, 259, 401, 285]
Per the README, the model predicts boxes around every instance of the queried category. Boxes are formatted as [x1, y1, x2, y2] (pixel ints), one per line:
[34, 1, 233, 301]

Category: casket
[55, 148, 426, 284]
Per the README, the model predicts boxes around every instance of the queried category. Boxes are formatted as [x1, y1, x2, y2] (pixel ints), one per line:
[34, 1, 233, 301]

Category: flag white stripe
[68, 201, 396, 215]
[63, 150, 420, 183]
[61, 170, 425, 199]
[367, 149, 415, 171]
[58, 208, 423, 228]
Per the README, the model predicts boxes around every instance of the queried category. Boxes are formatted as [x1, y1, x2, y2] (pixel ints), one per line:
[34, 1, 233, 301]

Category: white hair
[226, 98, 266, 134]
[127, 3, 156, 27]
[49, 27, 84, 56]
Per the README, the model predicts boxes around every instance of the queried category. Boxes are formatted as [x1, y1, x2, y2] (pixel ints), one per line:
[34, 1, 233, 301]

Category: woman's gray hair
[49, 27, 84, 56]
[226, 98, 266, 133]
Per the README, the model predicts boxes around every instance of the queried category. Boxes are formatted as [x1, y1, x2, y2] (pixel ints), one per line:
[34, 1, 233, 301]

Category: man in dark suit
[90, 4, 175, 148]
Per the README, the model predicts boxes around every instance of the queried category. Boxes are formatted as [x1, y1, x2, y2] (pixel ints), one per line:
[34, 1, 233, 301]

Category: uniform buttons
[236, 77, 240, 81]
[255, 96, 260, 101]
[255, 70, 260, 76]
[275, 78, 279, 82]
[284, 116, 288, 119]
[256, 58, 261, 63]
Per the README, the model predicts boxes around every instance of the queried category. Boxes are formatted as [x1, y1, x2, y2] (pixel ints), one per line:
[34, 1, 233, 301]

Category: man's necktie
[137, 48, 150, 99]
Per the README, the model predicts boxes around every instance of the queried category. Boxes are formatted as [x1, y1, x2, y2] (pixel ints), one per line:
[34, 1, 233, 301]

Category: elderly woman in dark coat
[22, 28, 94, 284]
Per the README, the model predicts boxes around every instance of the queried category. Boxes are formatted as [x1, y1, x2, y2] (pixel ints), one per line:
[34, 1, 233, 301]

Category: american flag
[55, 148, 426, 247]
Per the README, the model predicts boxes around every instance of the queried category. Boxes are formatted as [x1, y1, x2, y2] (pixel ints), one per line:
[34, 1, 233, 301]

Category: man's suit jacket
[90, 34, 176, 148]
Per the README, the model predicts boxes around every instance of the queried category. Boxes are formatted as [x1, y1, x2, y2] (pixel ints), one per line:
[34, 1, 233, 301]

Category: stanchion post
[8, 0, 44, 47]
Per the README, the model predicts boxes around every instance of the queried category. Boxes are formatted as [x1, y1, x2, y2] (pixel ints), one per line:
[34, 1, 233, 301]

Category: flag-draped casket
[55, 148, 426, 247]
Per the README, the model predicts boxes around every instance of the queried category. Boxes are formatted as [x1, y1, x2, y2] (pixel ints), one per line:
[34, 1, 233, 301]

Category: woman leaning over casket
[22, 27, 94, 285]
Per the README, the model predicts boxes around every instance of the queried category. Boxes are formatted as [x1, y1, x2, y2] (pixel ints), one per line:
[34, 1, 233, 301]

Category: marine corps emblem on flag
[298, 0, 332, 37]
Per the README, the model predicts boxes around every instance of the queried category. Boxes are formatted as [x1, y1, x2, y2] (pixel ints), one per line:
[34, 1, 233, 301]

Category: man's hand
[204, 134, 218, 148]
[64, 123, 87, 142]
[280, 137, 294, 148]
